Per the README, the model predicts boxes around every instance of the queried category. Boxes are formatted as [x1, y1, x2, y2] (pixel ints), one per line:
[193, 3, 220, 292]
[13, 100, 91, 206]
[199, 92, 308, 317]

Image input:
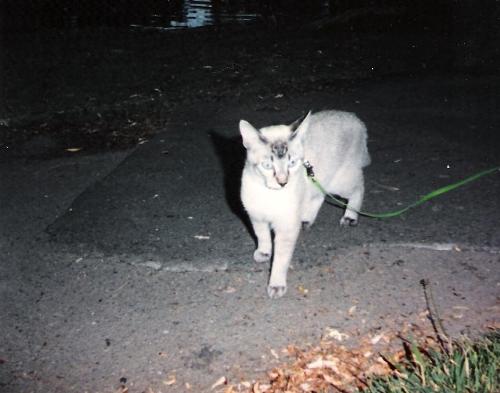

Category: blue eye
[288, 157, 299, 167]
[261, 160, 273, 170]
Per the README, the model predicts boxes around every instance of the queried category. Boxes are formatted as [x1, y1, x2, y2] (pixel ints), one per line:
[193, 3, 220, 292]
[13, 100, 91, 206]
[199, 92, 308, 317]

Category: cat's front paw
[267, 285, 287, 299]
[340, 216, 358, 227]
[253, 250, 271, 263]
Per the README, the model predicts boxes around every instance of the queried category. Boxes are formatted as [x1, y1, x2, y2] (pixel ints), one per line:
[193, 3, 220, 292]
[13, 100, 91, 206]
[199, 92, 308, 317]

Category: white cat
[239, 110, 370, 298]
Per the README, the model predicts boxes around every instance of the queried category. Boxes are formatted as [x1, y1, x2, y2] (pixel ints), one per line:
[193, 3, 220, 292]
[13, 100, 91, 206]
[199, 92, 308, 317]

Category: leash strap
[304, 163, 500, 219]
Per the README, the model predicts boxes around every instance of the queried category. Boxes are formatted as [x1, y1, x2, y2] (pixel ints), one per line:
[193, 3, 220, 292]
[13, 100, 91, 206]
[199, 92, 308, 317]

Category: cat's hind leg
[329, 167, 365, 227]
[340, 177, 365, 227]
[251, 220, 272, 263]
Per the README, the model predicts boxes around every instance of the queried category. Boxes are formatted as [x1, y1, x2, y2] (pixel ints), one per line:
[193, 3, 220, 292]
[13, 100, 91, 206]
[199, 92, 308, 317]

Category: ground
[1, 16, 500, 393]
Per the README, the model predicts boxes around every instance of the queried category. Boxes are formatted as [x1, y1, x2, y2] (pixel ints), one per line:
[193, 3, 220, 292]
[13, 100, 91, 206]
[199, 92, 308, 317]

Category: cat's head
[239, 111, 311, 190]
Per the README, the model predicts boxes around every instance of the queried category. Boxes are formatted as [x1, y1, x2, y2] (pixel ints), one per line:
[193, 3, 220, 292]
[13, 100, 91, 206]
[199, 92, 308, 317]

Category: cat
[239, 110, 370, 298]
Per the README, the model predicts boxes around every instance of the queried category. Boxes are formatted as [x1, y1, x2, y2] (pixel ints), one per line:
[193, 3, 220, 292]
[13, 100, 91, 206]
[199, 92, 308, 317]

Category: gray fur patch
[271, 141, 288, 158]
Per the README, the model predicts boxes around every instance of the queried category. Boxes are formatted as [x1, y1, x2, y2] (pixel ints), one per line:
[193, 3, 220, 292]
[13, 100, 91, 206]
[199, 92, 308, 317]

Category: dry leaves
[229, 323, 438, 393]
[153, 321, 438, 393]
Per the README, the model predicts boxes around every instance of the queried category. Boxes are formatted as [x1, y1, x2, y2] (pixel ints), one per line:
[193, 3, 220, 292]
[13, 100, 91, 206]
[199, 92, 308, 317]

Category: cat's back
[304, 110, 370, 170]
[308, 110, 366, 139]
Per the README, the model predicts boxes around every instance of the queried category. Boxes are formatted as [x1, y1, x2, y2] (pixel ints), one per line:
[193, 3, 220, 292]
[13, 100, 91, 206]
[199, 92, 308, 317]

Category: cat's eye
[288, 157, 299, 167]
[261, 160, 273, 170]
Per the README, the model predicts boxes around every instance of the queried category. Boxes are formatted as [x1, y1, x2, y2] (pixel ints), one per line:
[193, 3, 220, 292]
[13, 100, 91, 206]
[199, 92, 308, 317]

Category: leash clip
[303, 160, 315, 177]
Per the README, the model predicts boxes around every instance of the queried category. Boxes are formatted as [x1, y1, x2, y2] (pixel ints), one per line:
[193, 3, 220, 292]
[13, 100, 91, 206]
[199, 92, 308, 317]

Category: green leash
[303, 162, 499, 219]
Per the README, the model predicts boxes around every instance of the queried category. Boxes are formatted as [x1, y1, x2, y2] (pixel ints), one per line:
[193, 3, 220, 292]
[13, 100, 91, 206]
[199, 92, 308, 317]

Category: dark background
[0, 1, 495, 32]
[1, 0, 499, 158]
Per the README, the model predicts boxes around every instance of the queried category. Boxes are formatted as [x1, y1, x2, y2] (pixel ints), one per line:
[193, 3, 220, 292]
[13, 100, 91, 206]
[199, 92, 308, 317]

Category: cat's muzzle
[275, 173, 288, 187]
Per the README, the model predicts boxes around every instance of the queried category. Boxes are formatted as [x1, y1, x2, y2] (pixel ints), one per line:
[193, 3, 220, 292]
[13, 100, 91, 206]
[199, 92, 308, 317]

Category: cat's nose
[277, 180, 287, 187]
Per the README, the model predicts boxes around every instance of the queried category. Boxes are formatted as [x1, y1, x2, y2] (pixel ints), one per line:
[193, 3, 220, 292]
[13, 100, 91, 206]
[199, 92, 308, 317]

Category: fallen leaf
[486, 322, 500, 330]
[373, 181, 400, 191]
[211, 376, 227, 390]
[370, 333, 385, 345]
[307, 357, 339, 372]
[163, 375, 176, 386]
[268, 370, 279, 379]
[452, 306, 469, 310]
[323, 373, 343, 386]
[366, 362, 390, 376]
[324, 327, 349, 342]
[298, 285, 309, 295]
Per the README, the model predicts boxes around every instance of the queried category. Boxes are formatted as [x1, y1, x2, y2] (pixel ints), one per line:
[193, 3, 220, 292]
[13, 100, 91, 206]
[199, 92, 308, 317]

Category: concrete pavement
[1, 75, 499, 392]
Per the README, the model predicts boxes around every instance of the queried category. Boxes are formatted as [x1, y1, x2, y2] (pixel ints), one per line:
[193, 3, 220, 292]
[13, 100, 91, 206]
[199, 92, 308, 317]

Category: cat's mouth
[266, 181, 286, 190]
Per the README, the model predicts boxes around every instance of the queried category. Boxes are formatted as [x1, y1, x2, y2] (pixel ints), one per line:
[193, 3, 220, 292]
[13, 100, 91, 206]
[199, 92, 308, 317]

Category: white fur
[240, 110, 370, 298]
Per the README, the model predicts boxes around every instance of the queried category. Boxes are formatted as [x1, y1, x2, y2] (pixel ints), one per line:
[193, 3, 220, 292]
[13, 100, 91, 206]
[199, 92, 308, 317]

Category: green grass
[362, 331, 500, 393]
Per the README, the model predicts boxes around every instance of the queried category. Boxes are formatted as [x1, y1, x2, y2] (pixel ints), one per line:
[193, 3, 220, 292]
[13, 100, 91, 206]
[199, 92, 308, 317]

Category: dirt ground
[1, 12, 500, 393]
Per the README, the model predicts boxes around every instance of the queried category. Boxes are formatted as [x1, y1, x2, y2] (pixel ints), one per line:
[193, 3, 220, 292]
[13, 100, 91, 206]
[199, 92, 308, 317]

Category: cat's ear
[289, 110, 312, 141]
[239, 120, 267, 149]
